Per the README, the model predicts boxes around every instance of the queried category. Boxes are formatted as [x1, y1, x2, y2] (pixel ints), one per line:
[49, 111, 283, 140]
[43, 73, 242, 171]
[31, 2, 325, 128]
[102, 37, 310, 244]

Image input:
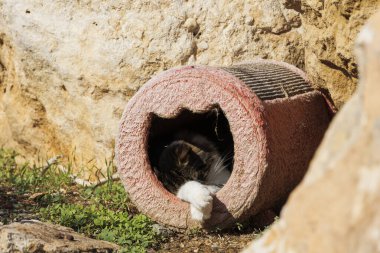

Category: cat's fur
[156, 131, 231, 222]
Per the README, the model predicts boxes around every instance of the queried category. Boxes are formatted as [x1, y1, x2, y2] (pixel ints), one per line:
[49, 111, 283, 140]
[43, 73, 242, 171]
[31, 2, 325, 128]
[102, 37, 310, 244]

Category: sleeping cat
[156, 131, 231, 222]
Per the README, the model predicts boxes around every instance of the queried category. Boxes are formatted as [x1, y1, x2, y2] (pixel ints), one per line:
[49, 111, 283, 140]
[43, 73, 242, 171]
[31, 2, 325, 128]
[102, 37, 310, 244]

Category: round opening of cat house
[117, 64, 269, 229]
[147, 105, 235, 193]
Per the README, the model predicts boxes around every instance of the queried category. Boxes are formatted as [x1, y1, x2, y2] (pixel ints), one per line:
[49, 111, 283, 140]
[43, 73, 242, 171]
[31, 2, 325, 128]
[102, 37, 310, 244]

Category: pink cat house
[116, 59, 335, 229]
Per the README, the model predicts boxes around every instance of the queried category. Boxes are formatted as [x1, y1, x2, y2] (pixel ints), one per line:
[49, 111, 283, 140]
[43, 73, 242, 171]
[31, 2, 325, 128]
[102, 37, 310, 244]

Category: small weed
[235, 222, 244, 231]
[186, 227, 204, 237]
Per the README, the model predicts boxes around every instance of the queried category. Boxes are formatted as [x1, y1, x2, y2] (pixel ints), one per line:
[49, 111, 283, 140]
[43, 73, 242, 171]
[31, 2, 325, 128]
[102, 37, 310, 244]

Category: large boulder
[0, 1, 378, 171]
[301, 0, 380, 107]
[0, 220, 119, 252]
[243, 10, 380, 253]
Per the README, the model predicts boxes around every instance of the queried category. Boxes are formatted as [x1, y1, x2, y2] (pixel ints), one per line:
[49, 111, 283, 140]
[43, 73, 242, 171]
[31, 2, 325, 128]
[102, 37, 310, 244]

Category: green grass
[0, 149, 72, 195]
[0, 148, 159, 252]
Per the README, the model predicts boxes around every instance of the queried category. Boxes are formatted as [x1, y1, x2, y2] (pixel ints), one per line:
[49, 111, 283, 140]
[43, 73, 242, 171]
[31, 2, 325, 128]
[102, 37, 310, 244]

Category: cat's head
[157, 140, 209, 193]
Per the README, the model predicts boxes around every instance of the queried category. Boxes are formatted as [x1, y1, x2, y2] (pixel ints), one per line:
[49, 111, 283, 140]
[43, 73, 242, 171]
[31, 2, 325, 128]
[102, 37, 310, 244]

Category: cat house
[116, 59, 335, 229]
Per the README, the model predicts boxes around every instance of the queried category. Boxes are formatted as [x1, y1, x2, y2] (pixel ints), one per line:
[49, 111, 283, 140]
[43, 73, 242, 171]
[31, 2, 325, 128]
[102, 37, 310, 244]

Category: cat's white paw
[189, 184, 213, 210]
[190, 205, 207, 221]
[176, 181, 215, 222]
[205, 185, 221, 194]
[191, 188, 213, 221]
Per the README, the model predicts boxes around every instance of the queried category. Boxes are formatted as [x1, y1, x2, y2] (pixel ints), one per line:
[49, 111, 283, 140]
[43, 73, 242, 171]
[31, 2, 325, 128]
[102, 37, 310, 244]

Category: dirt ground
[156, 230, 259, 253]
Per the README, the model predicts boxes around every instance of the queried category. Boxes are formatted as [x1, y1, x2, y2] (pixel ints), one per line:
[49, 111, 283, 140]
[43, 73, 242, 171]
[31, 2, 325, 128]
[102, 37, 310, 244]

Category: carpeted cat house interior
[116, 59, 335, 229]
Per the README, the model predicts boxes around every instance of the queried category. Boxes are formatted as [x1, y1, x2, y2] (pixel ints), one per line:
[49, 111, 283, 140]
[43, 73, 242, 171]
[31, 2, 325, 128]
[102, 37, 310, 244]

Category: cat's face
[157, 140, 208, 193]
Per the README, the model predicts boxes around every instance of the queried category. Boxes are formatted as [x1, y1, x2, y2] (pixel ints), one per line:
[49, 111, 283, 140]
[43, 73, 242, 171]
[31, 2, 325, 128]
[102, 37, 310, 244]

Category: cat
[156, 131, 231, 222]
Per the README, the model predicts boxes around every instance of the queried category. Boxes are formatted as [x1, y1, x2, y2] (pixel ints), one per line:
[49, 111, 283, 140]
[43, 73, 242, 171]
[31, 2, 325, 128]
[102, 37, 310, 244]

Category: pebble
[183, 18, 199, 33]
[198, 41, 208, 50]
[152, 224, 175, 237]
[211, 243, 219, 250]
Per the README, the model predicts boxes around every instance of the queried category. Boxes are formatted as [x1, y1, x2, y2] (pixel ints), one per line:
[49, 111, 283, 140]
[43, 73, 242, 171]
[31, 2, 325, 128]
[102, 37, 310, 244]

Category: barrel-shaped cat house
[116, 59, 335, 229]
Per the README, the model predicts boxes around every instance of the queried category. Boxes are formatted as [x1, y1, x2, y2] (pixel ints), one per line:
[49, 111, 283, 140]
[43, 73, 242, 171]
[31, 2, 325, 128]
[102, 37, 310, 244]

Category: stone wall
[0, 1, 379, 171]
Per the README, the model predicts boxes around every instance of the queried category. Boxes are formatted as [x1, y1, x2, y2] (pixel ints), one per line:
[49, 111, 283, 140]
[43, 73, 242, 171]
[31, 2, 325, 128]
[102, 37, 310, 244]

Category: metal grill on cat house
[116, 59, 335, 229]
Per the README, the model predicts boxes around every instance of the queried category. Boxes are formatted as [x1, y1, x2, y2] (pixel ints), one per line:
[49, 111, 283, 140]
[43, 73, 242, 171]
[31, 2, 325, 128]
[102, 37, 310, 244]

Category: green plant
[81, 182, 135, 212]
[186, 226, 203, 236]
[0, 148, 72, 195]
[0, 148, 159, 252]
[39, 203, 157, 251]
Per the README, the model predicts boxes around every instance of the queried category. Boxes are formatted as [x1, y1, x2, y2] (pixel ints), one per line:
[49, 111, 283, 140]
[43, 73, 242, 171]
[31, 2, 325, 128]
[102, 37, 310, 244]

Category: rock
[0, 220, 119, 253]
[152, 223, 176, 237]
[183, 18, 199, 34]
[243, 10, 380, 253]
[0, 1, 379, 172]
[300, 0, 380, 108]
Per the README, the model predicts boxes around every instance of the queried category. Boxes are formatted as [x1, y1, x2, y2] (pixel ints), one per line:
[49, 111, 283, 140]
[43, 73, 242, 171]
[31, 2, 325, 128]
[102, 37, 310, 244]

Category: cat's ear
[197, 151, 209, 164]
[176, 144, 191, 164]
